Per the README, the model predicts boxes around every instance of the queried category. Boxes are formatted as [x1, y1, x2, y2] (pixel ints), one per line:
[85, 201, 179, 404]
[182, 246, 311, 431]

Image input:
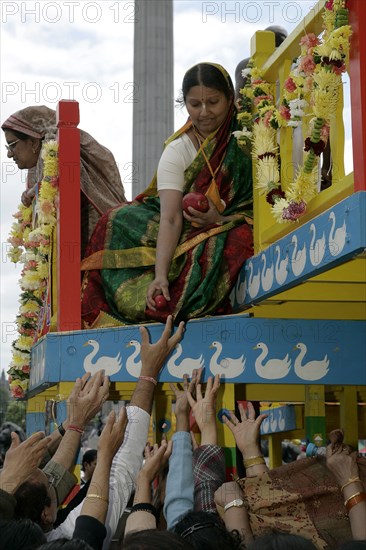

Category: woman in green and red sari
[81, 62, 253, 327]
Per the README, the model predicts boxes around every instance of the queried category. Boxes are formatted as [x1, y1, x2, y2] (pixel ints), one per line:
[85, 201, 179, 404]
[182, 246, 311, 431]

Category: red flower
[300, 33, 320, 50]
[304, 137, 326, 156]
[266, 187, 286, 206]
[263, 110, 273, 127]
[299, 54, 316, 75]
[12, 385, 25, 399]
[325, 0, 334, 9]
[284, 77, 296, 93]
[279, 105, 291, 121]
[282, 201, 307, 221]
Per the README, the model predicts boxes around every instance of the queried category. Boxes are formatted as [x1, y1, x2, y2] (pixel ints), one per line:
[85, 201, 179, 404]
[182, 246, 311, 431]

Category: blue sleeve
[163, 431, 194, 529]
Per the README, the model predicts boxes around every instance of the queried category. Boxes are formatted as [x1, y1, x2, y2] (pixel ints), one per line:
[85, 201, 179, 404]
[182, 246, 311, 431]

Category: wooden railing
[250, 0, 366, 252]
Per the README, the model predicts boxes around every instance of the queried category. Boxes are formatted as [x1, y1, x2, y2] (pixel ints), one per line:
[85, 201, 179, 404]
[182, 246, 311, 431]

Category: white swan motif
[294, 343, 330, 381]
[290, 235, 307, 277]
[261, 254, 274, 291]
[309, 224, 326, 266]
[275, 245, 289, 285]
[83, 340, 123, 376]
[328, 211, 347, 257]
[209, 341, 245, 378]
[246, 261, 261, 299]
[235, 275, 246, 305]
[269, 412, 278, 432]
[254, 343, 291, 379]
[278, 409, 285, 431]
[126, 340, 142, 378]
[261, 415, 270, 434]
[167, 344, 204, 378]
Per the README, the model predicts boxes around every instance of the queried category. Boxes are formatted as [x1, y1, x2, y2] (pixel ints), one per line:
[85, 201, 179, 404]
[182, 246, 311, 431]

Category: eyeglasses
[5, 139, 20, 152]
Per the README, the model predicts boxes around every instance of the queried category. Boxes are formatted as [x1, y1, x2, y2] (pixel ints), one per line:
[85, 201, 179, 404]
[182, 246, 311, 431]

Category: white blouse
[157, 133, 197, 192]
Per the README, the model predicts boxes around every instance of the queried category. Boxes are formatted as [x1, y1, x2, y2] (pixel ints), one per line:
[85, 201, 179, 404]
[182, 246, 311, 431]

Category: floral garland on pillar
[234, 0, 352, 223]
[7, 141, 59, 398]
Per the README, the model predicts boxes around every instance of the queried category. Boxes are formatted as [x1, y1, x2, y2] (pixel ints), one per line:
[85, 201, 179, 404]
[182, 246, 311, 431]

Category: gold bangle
[341, 477, 362, 492]
[244, 456, 266, 469]
[85, 493, 109, 504]
[344, 491, 366, 512]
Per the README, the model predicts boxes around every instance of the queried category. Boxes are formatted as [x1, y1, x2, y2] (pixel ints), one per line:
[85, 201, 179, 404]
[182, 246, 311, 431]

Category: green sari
[81, 106, 253, 327]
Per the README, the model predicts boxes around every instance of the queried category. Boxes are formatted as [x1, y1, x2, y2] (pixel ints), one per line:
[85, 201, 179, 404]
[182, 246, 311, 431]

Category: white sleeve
[157, 141, 186, 192]
[47, 406, 150, 548]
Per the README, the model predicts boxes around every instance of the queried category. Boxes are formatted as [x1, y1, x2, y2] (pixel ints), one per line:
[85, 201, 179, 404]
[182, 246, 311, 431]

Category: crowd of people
[0, 316, 365, 549]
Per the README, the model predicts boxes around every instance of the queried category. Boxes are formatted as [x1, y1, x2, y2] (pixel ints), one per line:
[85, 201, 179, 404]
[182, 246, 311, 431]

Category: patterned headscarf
[2, 105, 126, 213]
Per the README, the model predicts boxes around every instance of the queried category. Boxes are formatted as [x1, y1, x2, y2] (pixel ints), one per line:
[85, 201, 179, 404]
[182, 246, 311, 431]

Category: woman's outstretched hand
[146, 276, 170, 310]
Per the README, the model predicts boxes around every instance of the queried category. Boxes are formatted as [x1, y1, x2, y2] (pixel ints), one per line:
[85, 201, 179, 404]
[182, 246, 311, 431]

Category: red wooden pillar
[349, 0, 366, 191]
[56, 100, 81, 331]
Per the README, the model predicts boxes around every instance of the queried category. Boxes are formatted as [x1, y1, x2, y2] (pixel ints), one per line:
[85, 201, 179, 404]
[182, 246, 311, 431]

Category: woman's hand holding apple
[183, 193, 223, 227]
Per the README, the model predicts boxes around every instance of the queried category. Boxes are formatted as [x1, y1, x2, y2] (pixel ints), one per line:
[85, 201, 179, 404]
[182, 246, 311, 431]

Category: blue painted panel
[26, 411, 45, 437]
[231, 192, 366, 308]
[260, 405, 297, 435]
[29, 316, 366, 389]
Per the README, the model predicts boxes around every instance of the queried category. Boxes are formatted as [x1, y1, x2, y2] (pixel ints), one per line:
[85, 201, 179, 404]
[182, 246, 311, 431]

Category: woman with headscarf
[2, 106, 126, 256]
[81, 62, 253, 327]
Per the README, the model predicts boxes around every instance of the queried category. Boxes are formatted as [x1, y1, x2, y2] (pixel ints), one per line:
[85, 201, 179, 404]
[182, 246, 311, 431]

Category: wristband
[57, 423, 66, 437]
[130, 502, 158, 520]
[139, 376, 157, 386]
[66, 424, 83, 434]
[224, 498, 245, 512]
[86, 493, 109, 504]
[344, 491, 366, 512]
[341, 477, 361, 492]
[244, 455, 265, 469]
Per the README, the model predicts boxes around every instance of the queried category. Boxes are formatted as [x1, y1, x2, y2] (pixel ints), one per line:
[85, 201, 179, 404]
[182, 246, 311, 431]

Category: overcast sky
[0, 0, 353, 373]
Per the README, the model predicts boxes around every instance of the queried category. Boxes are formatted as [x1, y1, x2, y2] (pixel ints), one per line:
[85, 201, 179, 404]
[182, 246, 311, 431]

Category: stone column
[132, 0, 174, 196]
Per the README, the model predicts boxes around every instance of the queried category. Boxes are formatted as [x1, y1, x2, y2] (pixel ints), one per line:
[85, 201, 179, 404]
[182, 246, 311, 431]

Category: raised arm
[326, 429, 366, 541]
[125, 439, 173, 535]
[163, 370, 202, 529]
[146, 189, 183, 309]
[187, 375, 226, 514]
[51, 370, 109, 472]
[130, 315, 185, 414]
[223, 401, 268, 477]
[72, 408, 128, 550]
[0, 431, 51, 499]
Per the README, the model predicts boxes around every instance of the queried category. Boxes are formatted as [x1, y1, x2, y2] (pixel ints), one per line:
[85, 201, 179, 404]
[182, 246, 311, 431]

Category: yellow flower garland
[7, 141, 59, 399]
[236, 0, 351, 223]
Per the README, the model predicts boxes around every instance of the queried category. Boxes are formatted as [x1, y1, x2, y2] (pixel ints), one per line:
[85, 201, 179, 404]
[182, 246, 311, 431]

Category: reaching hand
[326, 429, 359, 487]
[139, 439, 173, 484]
[223, 402, 267, 457]
[169, 368, 202, 431]
[0, 431, 51, 493]
[97, 408, 128, 465]
[139, 315, 185, 379]
[67, 370, 110, 429]
[187, 374, 220, 445]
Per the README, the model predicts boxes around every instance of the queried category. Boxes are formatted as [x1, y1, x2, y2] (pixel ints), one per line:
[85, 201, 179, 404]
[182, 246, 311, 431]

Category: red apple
[182, 192, 209, 214]
[154, 295, 168, 310]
